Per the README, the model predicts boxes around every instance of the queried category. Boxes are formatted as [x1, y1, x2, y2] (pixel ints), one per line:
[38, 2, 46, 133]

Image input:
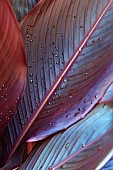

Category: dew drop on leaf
[95, 95, 97, 99]
[84, 99, 87, 103]
[30, 80, 33, 84]
[53, 25, 56, 28]
[78, 108, 81, 112]
[103, 104, 107, 109]
[69, 95, 72, 99]
[30, 73, 33, 77]
[82, 144, 85, 148]
[56, 61, 59, 64]
[65, 143, 69, 149]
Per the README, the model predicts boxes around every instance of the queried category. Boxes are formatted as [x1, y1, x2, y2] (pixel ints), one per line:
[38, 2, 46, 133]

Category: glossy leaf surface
[1, 0, 113, 166]
[1, 148, 24, 170]
[9, 0, 40, 21]
[19, 103, 113, 170]
[102, 157, 113, 170]
[100, 83, 113, 104]
[0, 0, 26, 135]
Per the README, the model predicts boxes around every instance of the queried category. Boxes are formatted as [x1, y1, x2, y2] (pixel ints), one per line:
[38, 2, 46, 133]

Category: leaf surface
[1, 0, 113, 166]
[1, 147, 24, 170]
[9, 0, 40, 21]
[100, 83, 113, 104]
[101, 156, 113, 170]
[19, 103, 113, 170]
[0, 0, 26, 135]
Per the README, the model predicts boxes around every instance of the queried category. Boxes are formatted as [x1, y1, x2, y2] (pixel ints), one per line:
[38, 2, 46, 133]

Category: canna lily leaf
[97, 149, 113, 170]
[19, 102, 113, 170]
[9, 0, 40, 21]
[101, 156, 113, 170]
[1, 0, 113, 166]
[0, 0, 26, 135]
[0, 147, 24, 170]
[100, 83, 113, 104]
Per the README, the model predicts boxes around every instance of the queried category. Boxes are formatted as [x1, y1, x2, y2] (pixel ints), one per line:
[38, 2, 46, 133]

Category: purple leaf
[1, 0, 113, 167]
[0, 0, 26, 135]
[19, 102, 113, 169]
[100, 83, 113, 104]
[0, 148, 24, 170]
[9, 0, 40, 21]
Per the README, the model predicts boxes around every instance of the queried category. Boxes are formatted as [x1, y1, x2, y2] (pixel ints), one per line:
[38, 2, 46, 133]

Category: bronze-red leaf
[0, 0, 26, 135]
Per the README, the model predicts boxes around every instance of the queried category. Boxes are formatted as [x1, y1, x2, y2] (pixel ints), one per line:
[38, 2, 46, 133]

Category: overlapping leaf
[101, 156, 113, 170]
[100, 83, 113, 104]
[0, 0, 26, 135]
[1, 0, 113, 167]
[19, 103, 113, 170]
[9, 0, 40, 21]
[1, 148, 24, 170]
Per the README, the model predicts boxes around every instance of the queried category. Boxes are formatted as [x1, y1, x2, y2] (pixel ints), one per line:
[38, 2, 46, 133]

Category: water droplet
[30, 39, 33, 43]
[80, 25, 83, 28]
[84, 99, 86, 103]
[92, 40, 95, 43]
[55, 54, 58, 57]
[98, 37, 101, 41]
[78, 108, 81, 112]
[56, 61, 59, 64]
[40, 56, 43, 60]
[52, 42, 55, 45]
[48, 102, 51, 105]
[39, 10, 42, 14]
[26, 34, 29, 38]
[17, 97, 20, 100]
[30, 80, 33, 84]
[85, 72, 88, 75]
[103, 104, 107, 109]
[49, 123, 52, 125]
[63, 79, 67, 82]
[91, 101, 93, 104]
[66, 115, 69, 118]
[65, 143, 69, 149]
[53, 25, 56, 28]
[86, 43, 88, 46]
[82, 144, 85, 148]
[26, 41, 28, 44]
[98, 146, 102, 150]
[2, 84, 5, 88]
[28, 65, 32, 68]
[95, 95, 97, 99]
[69, 95, 72, 99]
[60, 85, 64, 89]
[30, 73, 33, 77]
